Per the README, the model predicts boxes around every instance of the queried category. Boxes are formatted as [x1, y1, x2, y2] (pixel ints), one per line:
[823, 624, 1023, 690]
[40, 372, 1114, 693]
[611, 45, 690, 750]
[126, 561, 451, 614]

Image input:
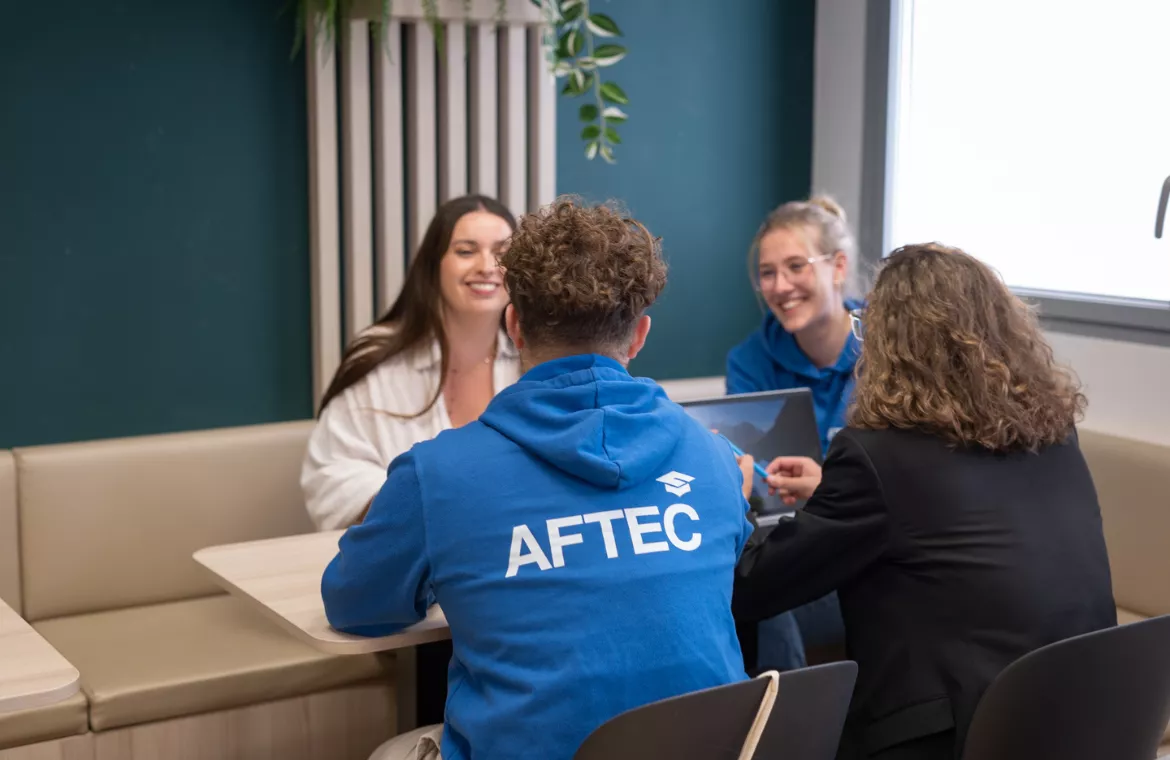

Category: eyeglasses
[849, 308, 865, 342]
[754, 254, 833, 291]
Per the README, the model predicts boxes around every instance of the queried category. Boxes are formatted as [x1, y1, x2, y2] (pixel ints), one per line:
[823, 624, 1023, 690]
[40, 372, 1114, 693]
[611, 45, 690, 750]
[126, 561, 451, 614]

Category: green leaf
[600, 144, 616, 164]
[585, 140, 599, 160]
[561, 71, 593, 96]
[600, 81, 629, 105]
[604, 126, 622, 144]
[562, 0, 585, 22]
[586, 13, 622, 37]
[567, 29, 583, 57]
[556, 30, 572, 59]
[593, 44, 627, 67]
[576, 56, 597, 70]
[581, 124, 601, 140]
[579, 104, 599, 122]
[601, 106, 628, 121]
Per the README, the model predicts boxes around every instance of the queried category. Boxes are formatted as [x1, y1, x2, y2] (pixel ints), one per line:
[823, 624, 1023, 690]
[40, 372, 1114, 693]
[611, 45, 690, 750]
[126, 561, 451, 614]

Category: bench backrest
[15, 421, 316, 621]
[1080, 429, 1170, 619]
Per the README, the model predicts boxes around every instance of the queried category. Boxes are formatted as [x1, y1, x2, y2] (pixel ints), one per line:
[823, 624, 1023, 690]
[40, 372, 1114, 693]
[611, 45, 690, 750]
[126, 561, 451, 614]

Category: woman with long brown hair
[302, 195, 521, 530]
[734, 243, 1116, 760]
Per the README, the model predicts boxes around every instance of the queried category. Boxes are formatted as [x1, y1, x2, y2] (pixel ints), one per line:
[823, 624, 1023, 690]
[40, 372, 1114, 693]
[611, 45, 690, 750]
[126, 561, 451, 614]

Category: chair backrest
[16, 420, 315, 621]
[962, 614, 1170, 760]
[573, 673, 777, 760]
[754, 661, 859, 760]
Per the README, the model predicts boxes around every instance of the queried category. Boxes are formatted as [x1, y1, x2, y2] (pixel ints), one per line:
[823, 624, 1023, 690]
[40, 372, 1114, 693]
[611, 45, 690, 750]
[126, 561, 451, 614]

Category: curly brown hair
[500, 196, 667, 351]
[849, 243, 1086, 451]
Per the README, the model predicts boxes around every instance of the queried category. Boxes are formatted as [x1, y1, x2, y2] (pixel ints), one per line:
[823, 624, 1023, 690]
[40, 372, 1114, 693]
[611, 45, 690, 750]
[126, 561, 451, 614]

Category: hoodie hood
[761, 297, 865, 380]
[480, 354, 681, 490]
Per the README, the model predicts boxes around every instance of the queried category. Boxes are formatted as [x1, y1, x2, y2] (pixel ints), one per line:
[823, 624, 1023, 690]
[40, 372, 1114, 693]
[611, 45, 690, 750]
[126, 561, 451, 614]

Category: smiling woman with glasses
[725, 195, 865, 677]
[732, 195, 864, 456]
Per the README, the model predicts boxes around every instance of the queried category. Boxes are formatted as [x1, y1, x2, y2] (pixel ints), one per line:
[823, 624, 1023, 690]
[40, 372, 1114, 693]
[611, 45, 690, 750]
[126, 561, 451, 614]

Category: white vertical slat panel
[405, 24, 438, 256]
[341, 19, 374, 339]
[306, 12, 342, 404]
[438, 22, 468, 201]
[468, 24, 498, 197]
[373, 20, 405, 314]
[351, 0, 543, 23]
[526, 27, 556, 211]
[497, 24, 528, 216]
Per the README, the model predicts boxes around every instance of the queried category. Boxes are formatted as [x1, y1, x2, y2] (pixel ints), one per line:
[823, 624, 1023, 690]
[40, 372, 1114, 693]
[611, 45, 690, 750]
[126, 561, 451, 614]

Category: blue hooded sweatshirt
[321, 354, 752, 760]
[725, 300, 864, 455]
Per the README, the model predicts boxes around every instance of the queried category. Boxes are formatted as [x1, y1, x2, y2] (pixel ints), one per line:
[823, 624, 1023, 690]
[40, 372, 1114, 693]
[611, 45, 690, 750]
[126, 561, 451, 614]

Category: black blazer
[734, 427, 1116, 760]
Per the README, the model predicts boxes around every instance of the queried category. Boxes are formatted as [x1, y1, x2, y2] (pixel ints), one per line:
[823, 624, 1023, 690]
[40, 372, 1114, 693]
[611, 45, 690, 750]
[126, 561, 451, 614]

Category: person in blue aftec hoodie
[322, 198, 756, 760]
[726, 195, 864, 674]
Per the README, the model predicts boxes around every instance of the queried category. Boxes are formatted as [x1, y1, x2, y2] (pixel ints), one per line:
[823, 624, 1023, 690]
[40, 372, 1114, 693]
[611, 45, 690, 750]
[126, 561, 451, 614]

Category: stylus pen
[717, 435, 772, 481]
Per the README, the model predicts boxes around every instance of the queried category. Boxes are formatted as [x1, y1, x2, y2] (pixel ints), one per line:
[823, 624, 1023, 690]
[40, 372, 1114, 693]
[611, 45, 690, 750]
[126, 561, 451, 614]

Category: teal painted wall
[0, 0, 814, 448]
[0, 0, 311, 448]
[555, 0, 816, 380]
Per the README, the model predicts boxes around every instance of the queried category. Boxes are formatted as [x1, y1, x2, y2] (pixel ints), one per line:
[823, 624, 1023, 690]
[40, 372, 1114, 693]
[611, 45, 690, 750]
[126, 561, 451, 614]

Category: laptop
[679, 389, 822, 521]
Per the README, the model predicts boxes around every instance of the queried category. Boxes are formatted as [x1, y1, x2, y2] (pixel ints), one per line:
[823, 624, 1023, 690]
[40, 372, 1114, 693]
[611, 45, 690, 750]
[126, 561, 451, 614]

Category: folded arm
[321, 451, 431, 637]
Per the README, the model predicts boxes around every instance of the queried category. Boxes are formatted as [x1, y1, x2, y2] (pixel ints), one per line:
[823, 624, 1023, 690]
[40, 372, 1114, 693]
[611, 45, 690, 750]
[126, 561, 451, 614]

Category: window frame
[859, 0, 1170, 348]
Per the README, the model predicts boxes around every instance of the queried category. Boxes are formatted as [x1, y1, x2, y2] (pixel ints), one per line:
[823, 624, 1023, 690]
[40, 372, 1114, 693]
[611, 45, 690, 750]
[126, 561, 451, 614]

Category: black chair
[753, 661, 858, 760]
[962, 613, 1170, 760]
[574, 671, 779, 760]
[575, 661, 858, 760]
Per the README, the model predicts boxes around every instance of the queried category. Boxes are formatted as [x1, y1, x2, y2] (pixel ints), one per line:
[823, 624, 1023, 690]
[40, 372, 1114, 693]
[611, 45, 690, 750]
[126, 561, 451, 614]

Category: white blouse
[301, 330, 521, 530]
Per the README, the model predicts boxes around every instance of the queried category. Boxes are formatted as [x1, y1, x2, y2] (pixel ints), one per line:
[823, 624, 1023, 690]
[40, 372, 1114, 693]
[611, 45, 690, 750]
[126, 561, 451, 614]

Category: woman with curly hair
[323, 197, 756, 760]
[734, 243, 1116, 760]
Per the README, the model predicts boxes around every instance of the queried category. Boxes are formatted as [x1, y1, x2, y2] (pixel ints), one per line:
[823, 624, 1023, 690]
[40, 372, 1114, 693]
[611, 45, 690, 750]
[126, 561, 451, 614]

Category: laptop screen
[680, 389, 822, 515]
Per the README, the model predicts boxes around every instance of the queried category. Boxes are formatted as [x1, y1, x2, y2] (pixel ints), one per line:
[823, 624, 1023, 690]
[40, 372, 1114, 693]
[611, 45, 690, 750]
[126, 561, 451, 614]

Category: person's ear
[626, 315, 652, 361]
[832, 250, 848, 289]
[505, 304, 525, 350]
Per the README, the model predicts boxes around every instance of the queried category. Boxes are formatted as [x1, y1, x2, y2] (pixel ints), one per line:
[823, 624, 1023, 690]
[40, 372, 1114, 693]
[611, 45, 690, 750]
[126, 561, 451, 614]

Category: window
[886, 1, 1170, 309]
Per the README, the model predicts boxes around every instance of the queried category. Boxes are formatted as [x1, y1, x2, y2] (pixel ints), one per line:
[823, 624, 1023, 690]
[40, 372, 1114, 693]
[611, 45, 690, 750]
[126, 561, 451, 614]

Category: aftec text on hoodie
[321, 354, 753, 760]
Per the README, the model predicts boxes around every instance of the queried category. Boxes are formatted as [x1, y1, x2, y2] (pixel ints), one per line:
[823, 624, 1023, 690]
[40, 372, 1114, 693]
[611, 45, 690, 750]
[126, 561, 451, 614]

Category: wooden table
[194, 531, 452, 729]
[0, 598, 80, 714]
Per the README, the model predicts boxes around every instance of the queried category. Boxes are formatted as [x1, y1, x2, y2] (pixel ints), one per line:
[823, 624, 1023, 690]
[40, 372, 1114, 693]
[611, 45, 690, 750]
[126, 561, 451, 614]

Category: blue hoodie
[726, 300, 864, 455]
[321, 354, 752, 760]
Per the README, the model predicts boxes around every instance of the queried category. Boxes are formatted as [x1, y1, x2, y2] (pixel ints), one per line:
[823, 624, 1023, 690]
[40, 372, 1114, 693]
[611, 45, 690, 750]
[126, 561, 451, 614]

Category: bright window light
[887, 0, 1170, 302]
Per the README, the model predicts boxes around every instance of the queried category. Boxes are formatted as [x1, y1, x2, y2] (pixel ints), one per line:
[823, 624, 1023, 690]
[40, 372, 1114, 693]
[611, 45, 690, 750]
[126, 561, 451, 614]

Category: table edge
[0, 668, 81, 716]
[192, 549, 451, 654]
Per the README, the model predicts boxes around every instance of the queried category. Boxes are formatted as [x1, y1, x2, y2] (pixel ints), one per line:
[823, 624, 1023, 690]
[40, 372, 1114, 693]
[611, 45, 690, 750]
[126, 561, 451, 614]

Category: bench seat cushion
[34, 595, 390, 731]
[0, 692, 87, 750]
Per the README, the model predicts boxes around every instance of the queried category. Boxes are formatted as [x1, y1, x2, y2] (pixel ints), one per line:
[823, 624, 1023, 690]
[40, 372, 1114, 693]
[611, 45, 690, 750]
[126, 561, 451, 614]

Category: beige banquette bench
[0, 422, 1167, 757]
[0, 421, 397, 760]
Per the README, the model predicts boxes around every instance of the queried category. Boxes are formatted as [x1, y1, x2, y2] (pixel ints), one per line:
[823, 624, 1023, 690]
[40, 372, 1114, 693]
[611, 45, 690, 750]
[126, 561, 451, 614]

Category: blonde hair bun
[808, 194, 846, 222]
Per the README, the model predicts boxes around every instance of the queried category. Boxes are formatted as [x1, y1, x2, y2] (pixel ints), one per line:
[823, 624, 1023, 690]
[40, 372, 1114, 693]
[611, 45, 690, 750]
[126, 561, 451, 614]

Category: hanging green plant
[538, 0, 628, 163]
[290, 0, 628, 163]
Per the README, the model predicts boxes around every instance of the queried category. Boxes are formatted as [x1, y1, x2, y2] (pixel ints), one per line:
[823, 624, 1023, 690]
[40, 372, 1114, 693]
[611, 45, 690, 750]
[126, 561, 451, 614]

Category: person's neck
[794, 305, 852, 369]
[519, 344, 626, 374]
[442, 311, 501, 372]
